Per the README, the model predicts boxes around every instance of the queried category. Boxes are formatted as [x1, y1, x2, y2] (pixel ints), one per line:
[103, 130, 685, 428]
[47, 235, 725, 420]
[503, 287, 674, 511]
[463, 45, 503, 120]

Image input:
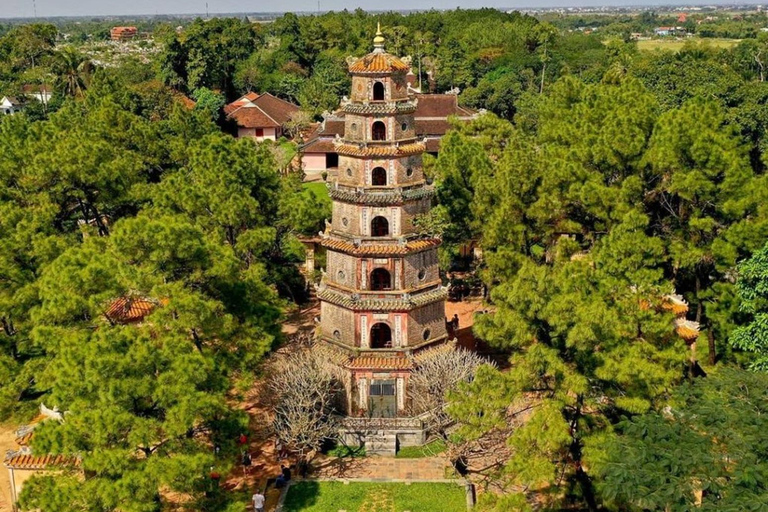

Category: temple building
[315, 25, 449, 452]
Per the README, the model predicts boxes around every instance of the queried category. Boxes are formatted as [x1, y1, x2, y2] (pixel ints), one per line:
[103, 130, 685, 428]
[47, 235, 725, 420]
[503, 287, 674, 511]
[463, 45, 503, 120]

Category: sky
[1, 0, 759, 18]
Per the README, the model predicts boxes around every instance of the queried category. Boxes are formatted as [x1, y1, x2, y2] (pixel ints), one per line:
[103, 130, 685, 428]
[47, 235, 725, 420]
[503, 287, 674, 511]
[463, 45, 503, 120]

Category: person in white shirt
[252, 491, 265, 512]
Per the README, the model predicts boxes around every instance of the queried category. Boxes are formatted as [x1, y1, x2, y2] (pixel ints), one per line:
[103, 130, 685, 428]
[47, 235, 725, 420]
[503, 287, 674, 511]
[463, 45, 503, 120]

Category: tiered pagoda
[316, 25, 449, 446]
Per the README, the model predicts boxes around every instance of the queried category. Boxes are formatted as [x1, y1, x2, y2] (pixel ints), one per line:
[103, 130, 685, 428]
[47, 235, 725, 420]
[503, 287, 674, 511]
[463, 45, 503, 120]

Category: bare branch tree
[409, 345, 488, 438]
[266, 346, 345, 461]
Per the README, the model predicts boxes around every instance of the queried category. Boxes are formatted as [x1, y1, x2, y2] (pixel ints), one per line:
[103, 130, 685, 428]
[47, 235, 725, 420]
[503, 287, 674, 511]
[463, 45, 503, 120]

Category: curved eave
[341, 102, 417, 116]
[317, 286, 447, 312]
[328, 187, 435, 206]
[334, 142, 426, 158]
[319, 237, 441, 256]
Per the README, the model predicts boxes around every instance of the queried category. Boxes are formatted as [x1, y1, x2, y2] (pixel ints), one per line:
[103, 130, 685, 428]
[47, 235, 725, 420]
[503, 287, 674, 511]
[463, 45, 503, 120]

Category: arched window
[372, 121, 386, 141]
[370, 268, 392, 291]
[373, 81, 385, 101]
[370, 323, 392, 348]
[371, 216, 389, 237]
[371, 167, 387, 186]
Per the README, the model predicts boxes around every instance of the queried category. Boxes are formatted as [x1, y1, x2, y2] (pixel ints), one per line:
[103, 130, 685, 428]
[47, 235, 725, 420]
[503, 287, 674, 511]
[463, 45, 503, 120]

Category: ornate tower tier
[318, 25, 449, 421]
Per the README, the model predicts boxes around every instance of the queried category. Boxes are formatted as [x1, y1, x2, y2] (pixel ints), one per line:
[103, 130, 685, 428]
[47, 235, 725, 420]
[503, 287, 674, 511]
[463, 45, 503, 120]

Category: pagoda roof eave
[319, 236, 441, 256]
[334, 141, 426, 158]
[317, 286, 448, 312]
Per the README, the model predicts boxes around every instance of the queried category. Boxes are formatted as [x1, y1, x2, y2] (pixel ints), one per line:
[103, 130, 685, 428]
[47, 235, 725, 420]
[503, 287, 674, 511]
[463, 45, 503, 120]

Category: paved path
[315, 456, 453, 480]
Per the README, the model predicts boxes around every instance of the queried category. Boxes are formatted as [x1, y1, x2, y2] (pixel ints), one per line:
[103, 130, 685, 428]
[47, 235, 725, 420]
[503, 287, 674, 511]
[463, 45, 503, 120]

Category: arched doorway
[372, 121, 386, 141]
[370, 268, 392, 291]
[373, 81, 385, 101]
[371, 167, 387, 186]
[371, 216, 389, 237]
[370, 322, 392, 348]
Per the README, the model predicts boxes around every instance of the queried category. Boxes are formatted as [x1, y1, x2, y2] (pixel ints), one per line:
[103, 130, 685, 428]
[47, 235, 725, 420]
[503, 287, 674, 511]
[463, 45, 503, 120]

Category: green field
[637, 38, 741, 52]
[395, 439, 448, 458]
[282, 481, 467, 512]
[302, 181, 330, 200]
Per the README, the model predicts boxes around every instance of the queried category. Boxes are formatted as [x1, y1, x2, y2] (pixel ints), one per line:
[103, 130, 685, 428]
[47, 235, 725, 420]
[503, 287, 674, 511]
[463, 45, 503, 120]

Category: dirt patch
[0, 422, 18, 511]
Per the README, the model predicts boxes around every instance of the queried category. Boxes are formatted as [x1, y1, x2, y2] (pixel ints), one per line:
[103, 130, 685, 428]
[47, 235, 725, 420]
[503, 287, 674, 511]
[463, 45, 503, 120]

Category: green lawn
[636, 37, 740, 52]
[395, 439, 447, 458]
[302, 181, 330, 200]
[282, 481, 467, 512]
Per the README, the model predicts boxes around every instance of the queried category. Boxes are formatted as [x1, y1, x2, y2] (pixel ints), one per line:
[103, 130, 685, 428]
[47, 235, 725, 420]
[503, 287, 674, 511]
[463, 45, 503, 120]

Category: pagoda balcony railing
[339, 415, 424, 431]
[324, 281, 442, 298]
[343, 136, 422, 147]
[332, 182, 426, 194]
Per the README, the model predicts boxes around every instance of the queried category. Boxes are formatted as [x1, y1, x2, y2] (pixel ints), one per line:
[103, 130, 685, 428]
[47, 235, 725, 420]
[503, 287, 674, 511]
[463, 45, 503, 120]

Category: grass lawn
[395, 439, 447, 458]
[282, 481, 467, 512]
[636, 37, 740, 52]
[302, 181, 330, 200]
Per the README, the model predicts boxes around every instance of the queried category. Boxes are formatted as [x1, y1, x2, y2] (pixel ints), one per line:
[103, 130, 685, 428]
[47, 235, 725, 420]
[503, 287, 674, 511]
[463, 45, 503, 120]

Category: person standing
[252, 490, 265, 512]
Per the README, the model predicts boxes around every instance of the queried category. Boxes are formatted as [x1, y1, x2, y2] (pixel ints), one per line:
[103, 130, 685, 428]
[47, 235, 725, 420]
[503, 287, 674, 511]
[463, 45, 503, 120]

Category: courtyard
[281, 481, 467, 512]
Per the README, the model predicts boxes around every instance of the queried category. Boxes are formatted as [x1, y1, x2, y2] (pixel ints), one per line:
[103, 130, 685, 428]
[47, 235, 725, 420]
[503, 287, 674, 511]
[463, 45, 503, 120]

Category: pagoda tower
[317, 25, 449, 429]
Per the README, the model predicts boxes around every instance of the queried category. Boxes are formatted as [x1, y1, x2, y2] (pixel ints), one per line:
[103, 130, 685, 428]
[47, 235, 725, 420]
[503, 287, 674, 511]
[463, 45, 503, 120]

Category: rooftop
[105, 296, 156, 324]
[225, 92, 299, 129]
[349, 24, 410, 75]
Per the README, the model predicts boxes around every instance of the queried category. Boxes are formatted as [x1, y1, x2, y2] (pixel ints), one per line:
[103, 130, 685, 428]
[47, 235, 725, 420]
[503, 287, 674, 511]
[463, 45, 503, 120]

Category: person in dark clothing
[281, 465, 291, 481]
[452, 314, 460, 331]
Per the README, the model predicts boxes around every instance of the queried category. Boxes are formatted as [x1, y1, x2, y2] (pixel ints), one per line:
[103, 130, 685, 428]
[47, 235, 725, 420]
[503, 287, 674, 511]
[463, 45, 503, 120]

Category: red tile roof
[226, 93, 299, 129]
[414, 94, 476, 118]
[320, 237, 440, 256]
[349, 52, 410, 74]
[335, 142, 425, 158]
[4, 454, 80, 470]
[105, 297, 155, 324]
[415, 119, 453, 137]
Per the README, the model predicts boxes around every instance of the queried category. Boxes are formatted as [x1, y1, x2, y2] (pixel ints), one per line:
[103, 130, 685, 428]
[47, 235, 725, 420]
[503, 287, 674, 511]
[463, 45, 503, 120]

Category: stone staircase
[365, 432, 397, 456]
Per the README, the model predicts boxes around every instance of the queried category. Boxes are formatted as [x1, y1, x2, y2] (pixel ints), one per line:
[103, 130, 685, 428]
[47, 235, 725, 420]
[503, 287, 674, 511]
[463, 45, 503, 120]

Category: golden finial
[373, 22, 385, 52]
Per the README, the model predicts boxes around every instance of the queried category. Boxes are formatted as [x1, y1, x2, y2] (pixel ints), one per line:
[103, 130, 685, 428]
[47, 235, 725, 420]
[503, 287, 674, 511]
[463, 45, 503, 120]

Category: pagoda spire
[373, 22, 385, 53]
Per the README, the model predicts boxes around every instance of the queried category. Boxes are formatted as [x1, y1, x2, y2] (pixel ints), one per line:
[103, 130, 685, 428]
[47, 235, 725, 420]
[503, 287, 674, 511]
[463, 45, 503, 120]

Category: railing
[340, 416, 424, 430]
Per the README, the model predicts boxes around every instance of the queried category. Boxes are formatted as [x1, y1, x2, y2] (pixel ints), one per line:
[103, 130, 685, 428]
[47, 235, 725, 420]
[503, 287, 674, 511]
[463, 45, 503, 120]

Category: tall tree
[731, 240, 768, 370]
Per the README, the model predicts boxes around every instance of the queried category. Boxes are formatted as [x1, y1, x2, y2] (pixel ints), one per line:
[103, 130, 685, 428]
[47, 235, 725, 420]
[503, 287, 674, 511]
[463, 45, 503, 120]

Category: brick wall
[404, 249, 439, 289]
[401, 198, 430, 234]
[332, 201, 362, 234]
[393, 114, 416, 140]
[327, 250, 358, 288]
[320, 302, 356, 346]
[407, 301, 447, 345]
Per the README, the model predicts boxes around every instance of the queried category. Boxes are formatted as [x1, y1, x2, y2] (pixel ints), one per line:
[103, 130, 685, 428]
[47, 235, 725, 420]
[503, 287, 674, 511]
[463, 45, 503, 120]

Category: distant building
[110, 26, 138, 41]
[677, 13, 688, 23]
[300, 93, 478, 177]
[224, 92, 300, 142]
[22, 84, 52, 105]
[0, 96, 25, 115]
[654, 26, 685, 36]
[4, 404, 81, 506]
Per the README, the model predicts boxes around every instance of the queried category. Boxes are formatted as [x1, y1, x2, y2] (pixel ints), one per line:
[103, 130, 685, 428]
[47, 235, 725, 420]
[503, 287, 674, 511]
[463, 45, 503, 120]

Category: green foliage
[282, 482, 467, 512]
[0, 75, 323, 510]
[588, 368, 768, 512]
[731, 241, 768, 370]
[191, 87, 225, 121]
